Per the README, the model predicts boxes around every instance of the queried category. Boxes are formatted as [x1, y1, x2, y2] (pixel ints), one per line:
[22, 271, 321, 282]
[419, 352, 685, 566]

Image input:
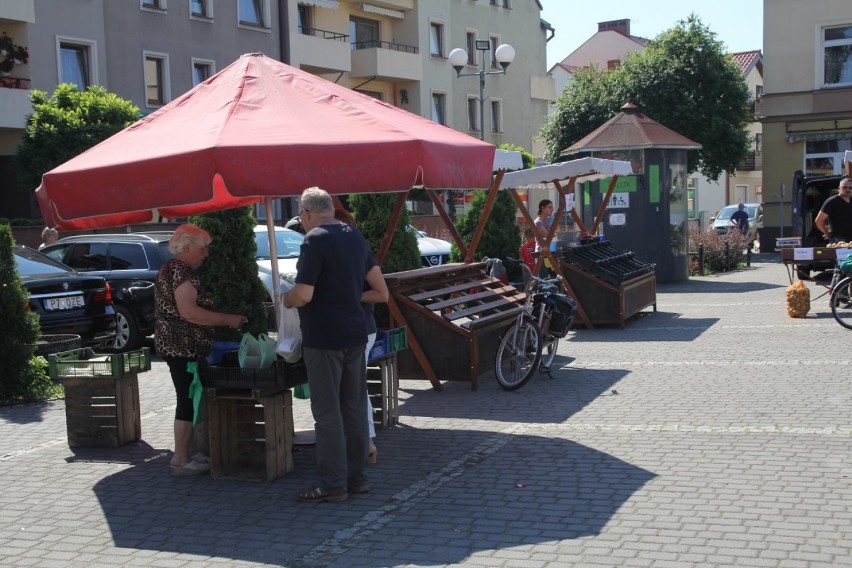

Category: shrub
[688, 225, 747, 274]
[190, 208, 269, 341]
[0, 222, 42, 404]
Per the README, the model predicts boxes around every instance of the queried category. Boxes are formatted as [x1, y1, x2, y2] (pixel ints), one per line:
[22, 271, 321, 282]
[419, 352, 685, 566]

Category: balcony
[350, 41, 421, 82]
[291, 28, 351, 74]
[737, 151, 763, 172]
[0, 0, 35, 23]
[0, 79, 31, 129]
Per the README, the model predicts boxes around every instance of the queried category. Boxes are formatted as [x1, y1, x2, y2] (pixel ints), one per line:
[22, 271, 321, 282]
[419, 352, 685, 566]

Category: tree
[348, 193, 421, 274]
[0, 222, 41, 403]
[540, 15, 752, 181]
[16, 84, 140, 192]
[189, 208, 269, 341]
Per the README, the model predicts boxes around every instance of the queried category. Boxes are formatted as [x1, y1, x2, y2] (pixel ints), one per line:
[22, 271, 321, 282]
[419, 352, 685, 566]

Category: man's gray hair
[168, 223, 211, 254]
[300, 187, 334, 214]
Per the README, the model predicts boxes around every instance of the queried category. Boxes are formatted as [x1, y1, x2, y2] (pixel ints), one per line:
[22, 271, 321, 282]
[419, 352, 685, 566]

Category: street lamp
[449, 41, 515, 140]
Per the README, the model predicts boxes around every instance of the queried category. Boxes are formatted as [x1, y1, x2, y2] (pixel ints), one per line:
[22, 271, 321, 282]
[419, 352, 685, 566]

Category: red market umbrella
[36, 52, 495, 230]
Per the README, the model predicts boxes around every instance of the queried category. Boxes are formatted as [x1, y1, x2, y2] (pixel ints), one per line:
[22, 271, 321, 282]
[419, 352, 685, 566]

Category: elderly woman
[39, 227, 59, 250]
[155, 224, 247, 476]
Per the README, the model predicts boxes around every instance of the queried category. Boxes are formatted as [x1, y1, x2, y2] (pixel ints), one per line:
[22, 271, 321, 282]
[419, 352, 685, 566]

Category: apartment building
[0, 0, 553, 220]
[761, 0, 852, 249]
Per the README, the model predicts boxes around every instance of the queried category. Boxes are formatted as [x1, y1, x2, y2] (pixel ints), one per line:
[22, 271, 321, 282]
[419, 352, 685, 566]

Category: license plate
[45, 295, 85, 311]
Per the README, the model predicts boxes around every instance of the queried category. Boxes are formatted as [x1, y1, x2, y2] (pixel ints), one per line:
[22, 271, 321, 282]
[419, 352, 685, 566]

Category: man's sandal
[296, 487, 349, 503]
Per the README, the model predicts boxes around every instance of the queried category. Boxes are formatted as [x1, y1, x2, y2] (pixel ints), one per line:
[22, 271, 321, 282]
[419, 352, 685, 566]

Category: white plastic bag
[276, 305, 302, 363]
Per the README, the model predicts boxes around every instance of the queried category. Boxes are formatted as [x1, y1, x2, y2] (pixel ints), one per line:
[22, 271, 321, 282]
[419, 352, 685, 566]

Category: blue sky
[538, 0, 764, 69]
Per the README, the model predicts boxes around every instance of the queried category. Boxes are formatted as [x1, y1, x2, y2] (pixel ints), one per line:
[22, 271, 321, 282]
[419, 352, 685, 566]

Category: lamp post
[449, 41, 515, 141]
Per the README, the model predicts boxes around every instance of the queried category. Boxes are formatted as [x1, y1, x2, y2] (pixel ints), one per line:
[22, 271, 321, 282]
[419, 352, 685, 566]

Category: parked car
[711, 203, 764, 244]
[15, 245, 116, 349]
[254, 225, 304, 301]
[41, 233, 174, 351]
[409, 225, 452, 267]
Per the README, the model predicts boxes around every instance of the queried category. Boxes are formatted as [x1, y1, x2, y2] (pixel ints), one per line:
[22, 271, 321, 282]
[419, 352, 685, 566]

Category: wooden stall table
[367, 352, 400, 429]
[781, 246, 838, 284]
[384, 262, 523, 390]
[200, 359, 305, 482]
[207, 386, 294, 482]
[48, 348, 150, 448]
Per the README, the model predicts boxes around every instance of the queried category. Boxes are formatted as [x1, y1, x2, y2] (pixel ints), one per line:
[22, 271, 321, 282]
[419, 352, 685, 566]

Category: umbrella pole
[265, 198, 282, 332]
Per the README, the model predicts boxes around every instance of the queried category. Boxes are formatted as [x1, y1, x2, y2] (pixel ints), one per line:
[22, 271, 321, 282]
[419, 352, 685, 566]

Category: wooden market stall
[371, 156, 647, 389]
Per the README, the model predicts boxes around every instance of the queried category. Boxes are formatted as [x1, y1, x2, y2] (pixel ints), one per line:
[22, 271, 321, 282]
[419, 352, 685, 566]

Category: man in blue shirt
[283, 187, 385, 503]
[730, 203, 749, 236]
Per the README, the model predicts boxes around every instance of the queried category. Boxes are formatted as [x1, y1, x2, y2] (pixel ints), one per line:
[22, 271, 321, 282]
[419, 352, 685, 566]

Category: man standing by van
[816, 177, 852, 243]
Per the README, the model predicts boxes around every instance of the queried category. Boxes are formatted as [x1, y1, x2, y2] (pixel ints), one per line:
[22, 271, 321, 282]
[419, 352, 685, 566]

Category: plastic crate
[48, 347, 151, 379]
[389, 326, 408, 352]
[199, 358, 307, 391]
[368, 333, 390, 361]
[368, 327, 407, 362]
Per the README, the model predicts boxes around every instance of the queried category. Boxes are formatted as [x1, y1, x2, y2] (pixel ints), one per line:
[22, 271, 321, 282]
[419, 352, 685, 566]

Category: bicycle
[829, 258, 852, 328]
[493, 258, 577, 391]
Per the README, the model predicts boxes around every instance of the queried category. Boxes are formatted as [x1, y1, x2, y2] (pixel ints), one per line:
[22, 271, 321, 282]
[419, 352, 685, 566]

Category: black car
[41, 233, 174, 351]
[15, 245, 116, 349]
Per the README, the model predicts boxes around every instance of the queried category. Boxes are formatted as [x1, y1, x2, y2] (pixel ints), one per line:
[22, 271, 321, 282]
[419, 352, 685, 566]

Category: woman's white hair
[168, 223, 211, 254]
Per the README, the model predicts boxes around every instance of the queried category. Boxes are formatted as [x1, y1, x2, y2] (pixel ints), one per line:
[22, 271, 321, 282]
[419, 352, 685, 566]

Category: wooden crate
[367, 353, 399, 429]
[207, 388, 294, 482]
[63, 372, 141, 448]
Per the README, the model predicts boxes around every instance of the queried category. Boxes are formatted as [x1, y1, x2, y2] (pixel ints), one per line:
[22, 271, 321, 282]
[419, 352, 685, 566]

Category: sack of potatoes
[786, 280, 810, 318]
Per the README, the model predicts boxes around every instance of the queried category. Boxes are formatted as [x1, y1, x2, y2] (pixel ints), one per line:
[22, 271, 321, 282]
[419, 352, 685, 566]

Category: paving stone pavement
[1, 254, 851, 568]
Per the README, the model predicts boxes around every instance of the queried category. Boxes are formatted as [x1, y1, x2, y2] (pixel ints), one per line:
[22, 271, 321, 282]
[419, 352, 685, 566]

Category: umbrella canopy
[36, 53, 495, 230]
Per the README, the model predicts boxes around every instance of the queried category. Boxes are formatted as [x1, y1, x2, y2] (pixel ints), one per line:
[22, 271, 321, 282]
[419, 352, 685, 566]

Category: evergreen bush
[348, 193, 420, 274]
[0, 222, 42, 404]
[189, 208, 268, 341]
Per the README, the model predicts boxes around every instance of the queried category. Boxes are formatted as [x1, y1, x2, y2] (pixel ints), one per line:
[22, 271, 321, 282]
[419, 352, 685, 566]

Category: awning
[786, 130, 852, 143]
[361, 4, 405, 19]
[298, 0, 339, 9]
[493, 149, 523, 171]
[498, 157, 633, 190]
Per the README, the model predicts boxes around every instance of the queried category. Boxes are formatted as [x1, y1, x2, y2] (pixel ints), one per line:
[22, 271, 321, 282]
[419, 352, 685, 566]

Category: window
[350, 16, 380, 50]
[109, 244, 150, 270]
[822, 24, 852, 87]
[754, 84, 763, 113]
[192, 59, 214, 85]
[502, 0, 511, 7]
[430, 22, 444, 57]
[431, 93, 446, 125]
[143, 52, 169, 107]
[141, 0, 166, 10]
[65, 243, 109, 272]
[356, 89, 384, 101]
[466, 32, 476, 65]
[239, 0, 267, 27]
[190, 0, 211, 18]
[467, 97, 479, 132]
[490, 36, 499, 70]
[58, 38, 97, 90]
[490, 99, 502, 133]
[754, 133, 762, 153]
[298, 5, 312, 35]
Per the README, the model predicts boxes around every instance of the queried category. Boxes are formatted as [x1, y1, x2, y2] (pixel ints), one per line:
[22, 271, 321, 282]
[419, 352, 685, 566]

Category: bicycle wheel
[495, 318, 542, 390]
[540, 338, 559, 371]
[830, 276, 852, 329]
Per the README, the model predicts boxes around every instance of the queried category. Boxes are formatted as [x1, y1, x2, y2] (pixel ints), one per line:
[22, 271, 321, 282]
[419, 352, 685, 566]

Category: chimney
[597, 19, 631, 37]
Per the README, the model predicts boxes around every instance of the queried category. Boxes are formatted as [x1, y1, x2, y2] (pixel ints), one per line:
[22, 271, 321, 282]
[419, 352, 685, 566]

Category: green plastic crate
[388, 326, 408, 353]
[48, 347, 152, 379]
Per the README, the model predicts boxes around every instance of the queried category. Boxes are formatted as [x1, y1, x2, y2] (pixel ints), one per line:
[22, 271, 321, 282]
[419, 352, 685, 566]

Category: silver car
[712, 203, 763, 243]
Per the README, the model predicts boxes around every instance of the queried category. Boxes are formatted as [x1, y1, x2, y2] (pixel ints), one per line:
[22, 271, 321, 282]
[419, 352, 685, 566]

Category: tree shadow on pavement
[0, 399, 59, 425]
[569, 313, 719, 343]
[91, 425, 655, 567]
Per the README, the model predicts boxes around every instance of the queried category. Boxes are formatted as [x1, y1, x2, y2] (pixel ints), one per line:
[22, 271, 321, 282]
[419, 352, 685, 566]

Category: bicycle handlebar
[504, 256, 562, 286]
